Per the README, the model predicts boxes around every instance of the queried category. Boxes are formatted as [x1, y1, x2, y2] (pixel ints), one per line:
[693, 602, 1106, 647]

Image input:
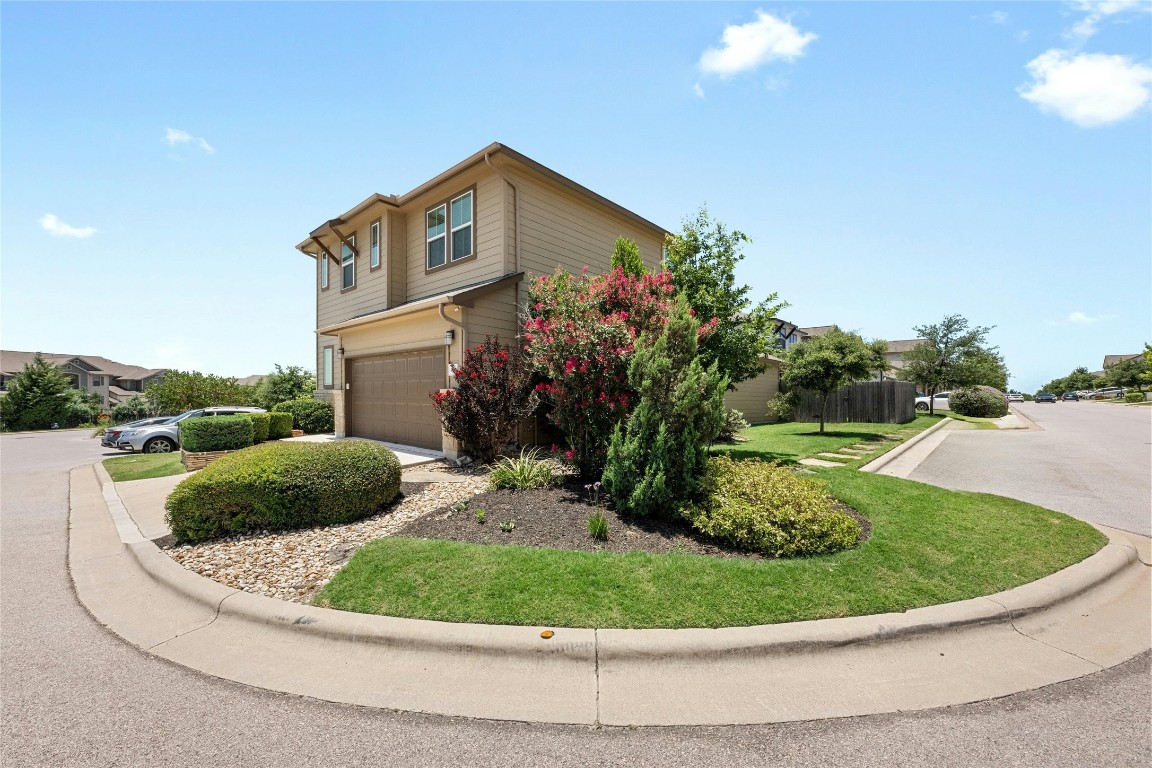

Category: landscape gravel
[164, 463, 489, 603]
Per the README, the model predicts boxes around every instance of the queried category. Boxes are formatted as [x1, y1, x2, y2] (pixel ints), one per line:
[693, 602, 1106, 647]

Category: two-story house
[297, 143, 668, 457]
[0, 351, 166, 409]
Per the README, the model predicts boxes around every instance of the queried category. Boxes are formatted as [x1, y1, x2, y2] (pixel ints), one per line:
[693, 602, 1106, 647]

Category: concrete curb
[109, 469, 1139, 661]
[858, 417, 952, 474]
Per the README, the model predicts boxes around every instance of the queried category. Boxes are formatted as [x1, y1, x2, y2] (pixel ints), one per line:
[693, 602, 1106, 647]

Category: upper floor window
[341, 235, 356, 290]
[370, 221, 381, 269]
[319, 253, 329, 290]
[92, 376, 103, 386]
[426, 188, 474, 271]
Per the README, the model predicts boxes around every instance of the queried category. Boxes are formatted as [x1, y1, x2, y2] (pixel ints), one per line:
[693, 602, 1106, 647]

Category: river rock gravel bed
[163, 463, 489, 604]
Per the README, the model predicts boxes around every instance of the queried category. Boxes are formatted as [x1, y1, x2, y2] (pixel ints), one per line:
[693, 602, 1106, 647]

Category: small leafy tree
[111, 394, 156, 422]
[781, 329, 887, 434]
[1105, 353, 1150, 393]
[253, 365, 316, 410]
[524, 267, 688, 477]
[430, 336, 538, 464]
[603, 298, 727, 516]
[63, 390, 102, 427]
[898, 314, 999, 414]
[611, 237, 646, 278]
[145, 370, 255, 413]
[0, 354, 74, 431]
[663, 207, 787, 387]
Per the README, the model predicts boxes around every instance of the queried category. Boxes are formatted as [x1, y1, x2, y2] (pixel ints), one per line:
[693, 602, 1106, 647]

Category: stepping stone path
[817, 453, 861, 461]
[798, 458, 846, 468]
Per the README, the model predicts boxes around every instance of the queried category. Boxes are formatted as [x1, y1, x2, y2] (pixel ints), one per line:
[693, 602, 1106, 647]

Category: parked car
[101, 416, 175, 448]
[114, 406, 266, 453]
[914, 391, 951, 412]
[1035, 393, 1057, 403]
[1061, 392, 1079, 401]
[1006, 393, 1025, 403]
[1096, 387, 1125, 399]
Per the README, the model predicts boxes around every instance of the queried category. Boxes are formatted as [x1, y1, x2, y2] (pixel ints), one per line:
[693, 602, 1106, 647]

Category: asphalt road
[909, 401, 1152, 535]
[1, 430, 1149, 767]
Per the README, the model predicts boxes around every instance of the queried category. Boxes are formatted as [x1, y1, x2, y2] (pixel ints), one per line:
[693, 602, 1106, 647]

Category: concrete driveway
[907, 402, 1151, 535]
[2, 430, 1149, 767]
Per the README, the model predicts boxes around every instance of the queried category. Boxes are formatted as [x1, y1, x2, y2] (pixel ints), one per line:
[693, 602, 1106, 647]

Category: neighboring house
[1103, 354, 1141, 369]
[297, 143, 666, 457]
[0, 351, 166, 409]
[235, 375, 267, 387]
[878, 338, 928, 381]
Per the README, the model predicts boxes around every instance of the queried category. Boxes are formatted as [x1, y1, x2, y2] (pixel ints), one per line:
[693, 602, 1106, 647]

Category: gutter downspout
[483, 151, 522, 309]
[438, 302, 465, 384]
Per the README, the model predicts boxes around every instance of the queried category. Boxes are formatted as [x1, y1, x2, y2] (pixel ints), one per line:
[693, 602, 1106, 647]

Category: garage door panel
[347, 349, 444, 450]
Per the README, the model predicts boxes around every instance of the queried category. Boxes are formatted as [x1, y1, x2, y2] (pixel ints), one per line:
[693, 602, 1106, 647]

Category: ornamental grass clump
[683, 455, 862, 558]
[488, 448, 557, 490]
[165, 440, 400, 543]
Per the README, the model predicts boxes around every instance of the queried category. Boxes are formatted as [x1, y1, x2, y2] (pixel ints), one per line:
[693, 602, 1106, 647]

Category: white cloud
[1067, 0, 1150, 41]
[1019, 49, 1152, 126]
[1048, 310, 1116, 326]
[699, 10, 816, 78]
[38, 213, 96, 239]
[165, 127, 214, 154]
[693, 82, 705, 98]
[990, 10, 1010, 25]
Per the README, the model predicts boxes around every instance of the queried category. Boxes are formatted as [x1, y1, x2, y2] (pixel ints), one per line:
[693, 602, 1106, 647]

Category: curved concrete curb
[71, 463, 1151, 726]
[859, 417, 952, 474]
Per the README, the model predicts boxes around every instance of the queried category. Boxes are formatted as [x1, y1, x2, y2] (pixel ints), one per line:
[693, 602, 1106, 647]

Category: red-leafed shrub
[429, 336, 538, 464]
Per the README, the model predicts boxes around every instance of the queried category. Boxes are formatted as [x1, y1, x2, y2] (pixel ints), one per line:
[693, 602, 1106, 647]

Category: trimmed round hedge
[949, 386, 1009, 418]
[165, 440, 401, 543]
[272, 398, 334, 434]
[683, 456, 862, 557]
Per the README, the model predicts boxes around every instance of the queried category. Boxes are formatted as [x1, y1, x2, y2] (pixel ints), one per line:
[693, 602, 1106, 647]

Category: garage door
[346, 349, 445, 450]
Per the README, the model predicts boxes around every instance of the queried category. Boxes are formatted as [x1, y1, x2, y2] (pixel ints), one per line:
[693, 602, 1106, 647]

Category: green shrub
[715, 408, 750, 442]
[489, 448, 557, 490]
[949, 387, 1008, 418]
[179, 415, 254, 453]
[683, 456, 862, 558]
[764, 392, 797, 422]
[587, 511, 609, 541]
[1124, 391, 1144, 403]
[268, 411, 293, 439]
[249, 412, 270, 442]
[165, 440, 401, 543]
[272, 398, 334, 434]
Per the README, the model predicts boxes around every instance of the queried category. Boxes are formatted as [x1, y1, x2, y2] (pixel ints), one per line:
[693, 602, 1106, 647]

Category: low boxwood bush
[272, 398, 334, 434]
[1124, 391, 1144, 403]
[249, 412, 270, 443]
[179, 415, 254, 453]
[682, 455, 862, 558]
[949, 386, 1009, 418]
[165, 440, 402, 543]
[268, 411, 293, 439]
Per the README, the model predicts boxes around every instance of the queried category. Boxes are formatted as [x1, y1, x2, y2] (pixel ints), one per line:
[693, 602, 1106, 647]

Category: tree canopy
[0, 354, 75, 431]
[252, 365, 316, 411]
[781, 328, 887, 434]
[145, 370, 255, 414]
[663, 207, 786, 387]
[897, 314, 1004, 413]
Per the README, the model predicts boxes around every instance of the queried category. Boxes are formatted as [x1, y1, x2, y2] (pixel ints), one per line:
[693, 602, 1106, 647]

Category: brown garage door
[346, 349, 445, 450]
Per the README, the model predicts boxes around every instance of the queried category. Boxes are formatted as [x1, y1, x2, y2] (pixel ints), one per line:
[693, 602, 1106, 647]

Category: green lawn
[713, 415, 942, 466]
[943, 413, 999, 429]
[315, 469, 1105, 629]
[103, 453, 186, 482]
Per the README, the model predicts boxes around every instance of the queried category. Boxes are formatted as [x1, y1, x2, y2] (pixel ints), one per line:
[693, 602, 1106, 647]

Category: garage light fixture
[444, 330, 455, 346]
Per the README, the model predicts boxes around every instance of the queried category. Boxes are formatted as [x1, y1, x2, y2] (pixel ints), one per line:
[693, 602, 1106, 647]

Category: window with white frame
[319, 253, 329, 290]
[450, 191, 473, 261]
[370, 221, 381, 269]
[426, 189, 474, 270]
[341, 235, 356, 289]
[322, 347, 334, 388]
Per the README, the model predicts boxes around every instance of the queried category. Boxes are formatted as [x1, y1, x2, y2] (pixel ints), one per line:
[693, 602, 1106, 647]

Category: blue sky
[2, 1, 1149, 392]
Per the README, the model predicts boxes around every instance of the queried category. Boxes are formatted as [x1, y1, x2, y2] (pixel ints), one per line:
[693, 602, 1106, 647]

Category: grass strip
[315, 470, 1105, 629]
[103, 453, 185, 482]
[713, 415, 942, 468]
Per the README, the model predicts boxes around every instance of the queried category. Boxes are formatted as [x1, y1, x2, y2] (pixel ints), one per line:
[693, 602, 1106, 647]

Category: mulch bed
[395, 476, 870, 560]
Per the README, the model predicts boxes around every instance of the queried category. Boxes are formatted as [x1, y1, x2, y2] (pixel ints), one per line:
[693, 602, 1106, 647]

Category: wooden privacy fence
[793, 380, 916, 424]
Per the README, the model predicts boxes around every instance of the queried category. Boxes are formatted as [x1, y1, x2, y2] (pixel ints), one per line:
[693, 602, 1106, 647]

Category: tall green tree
[603, 297, 728, 516]
[610, 237, 646, 278]
[252, 365, 316, 410]
[781, 328, 887, 434]
[1105, 353, 1150, 393]
[897, 314, 1000, 414]
[663, 207, 786, 387]
[0, 354, 74, 431]
[145, 370, 255, 413]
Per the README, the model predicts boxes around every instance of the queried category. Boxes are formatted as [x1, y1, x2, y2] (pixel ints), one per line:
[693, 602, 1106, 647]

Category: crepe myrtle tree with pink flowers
[523, 266, 717, 477]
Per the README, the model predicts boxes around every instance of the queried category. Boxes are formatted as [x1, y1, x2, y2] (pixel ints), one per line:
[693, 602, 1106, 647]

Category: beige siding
[404, 167, 506, 301]
[338, 306, 462, 391]
[724, 362, 781, 424]
[508, 166, 664, 279]
[463, 285, 520, 346]
[315, 333, 341, 393]
[316, 218, 393, 331]
[388, 210, 406, 307]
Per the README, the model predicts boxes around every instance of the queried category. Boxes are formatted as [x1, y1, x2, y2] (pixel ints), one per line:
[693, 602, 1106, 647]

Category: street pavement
[908, 401, 1151, 535]
[2, 430, 1149, 767]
